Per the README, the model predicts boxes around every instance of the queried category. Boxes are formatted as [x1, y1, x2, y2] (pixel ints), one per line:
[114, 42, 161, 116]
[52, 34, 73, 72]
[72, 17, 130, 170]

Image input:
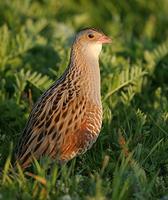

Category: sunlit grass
[0, 0, 168, 199]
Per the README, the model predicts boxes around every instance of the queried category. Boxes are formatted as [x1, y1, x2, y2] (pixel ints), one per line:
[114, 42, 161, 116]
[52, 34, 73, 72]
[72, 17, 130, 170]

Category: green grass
[0, 0, 168, 199]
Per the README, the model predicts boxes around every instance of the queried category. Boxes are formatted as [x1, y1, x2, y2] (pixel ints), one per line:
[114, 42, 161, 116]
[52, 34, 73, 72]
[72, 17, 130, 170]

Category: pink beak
[98, 35, 112, 44]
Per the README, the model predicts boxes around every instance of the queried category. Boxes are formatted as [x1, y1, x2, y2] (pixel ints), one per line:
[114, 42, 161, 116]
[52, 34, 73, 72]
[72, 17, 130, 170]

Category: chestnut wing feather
[15, 72, 101, 168]
[15, 72, 74, 168]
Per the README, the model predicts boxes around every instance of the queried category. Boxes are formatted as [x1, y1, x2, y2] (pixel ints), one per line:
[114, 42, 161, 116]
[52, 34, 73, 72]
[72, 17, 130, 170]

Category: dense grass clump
[0, 0, 168, 199]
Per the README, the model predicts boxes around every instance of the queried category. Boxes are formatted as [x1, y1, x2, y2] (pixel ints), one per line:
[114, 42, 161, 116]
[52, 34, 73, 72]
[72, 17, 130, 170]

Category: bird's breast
[78, 61, 102, 107]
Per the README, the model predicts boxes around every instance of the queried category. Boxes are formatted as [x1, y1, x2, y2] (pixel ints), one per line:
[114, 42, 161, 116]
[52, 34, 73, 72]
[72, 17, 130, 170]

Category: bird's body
[15, 28, 111, 168]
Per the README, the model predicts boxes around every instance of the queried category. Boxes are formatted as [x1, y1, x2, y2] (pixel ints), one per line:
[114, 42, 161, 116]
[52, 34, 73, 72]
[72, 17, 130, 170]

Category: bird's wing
[15, 72, 81, 168]
[16, 75, 101, 168]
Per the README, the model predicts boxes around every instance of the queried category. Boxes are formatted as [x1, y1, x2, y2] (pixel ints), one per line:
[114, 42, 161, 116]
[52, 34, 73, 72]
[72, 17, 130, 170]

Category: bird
[15, 28, 111, 169]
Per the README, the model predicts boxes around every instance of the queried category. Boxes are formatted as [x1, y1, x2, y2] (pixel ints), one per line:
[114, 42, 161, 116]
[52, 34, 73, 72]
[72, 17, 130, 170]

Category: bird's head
[73, 28, 112, 59]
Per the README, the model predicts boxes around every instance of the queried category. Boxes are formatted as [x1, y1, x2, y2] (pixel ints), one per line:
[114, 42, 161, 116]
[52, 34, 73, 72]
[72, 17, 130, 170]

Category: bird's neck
[69, 44, 102, 106]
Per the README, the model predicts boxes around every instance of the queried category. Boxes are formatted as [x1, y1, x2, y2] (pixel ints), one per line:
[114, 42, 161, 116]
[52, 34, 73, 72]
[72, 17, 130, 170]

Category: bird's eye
[88, 34, 94, 38]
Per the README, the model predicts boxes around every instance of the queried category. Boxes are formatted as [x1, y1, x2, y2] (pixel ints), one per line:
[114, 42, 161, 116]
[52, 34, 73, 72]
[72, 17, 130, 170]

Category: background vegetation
[0, 0, 168, 199]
